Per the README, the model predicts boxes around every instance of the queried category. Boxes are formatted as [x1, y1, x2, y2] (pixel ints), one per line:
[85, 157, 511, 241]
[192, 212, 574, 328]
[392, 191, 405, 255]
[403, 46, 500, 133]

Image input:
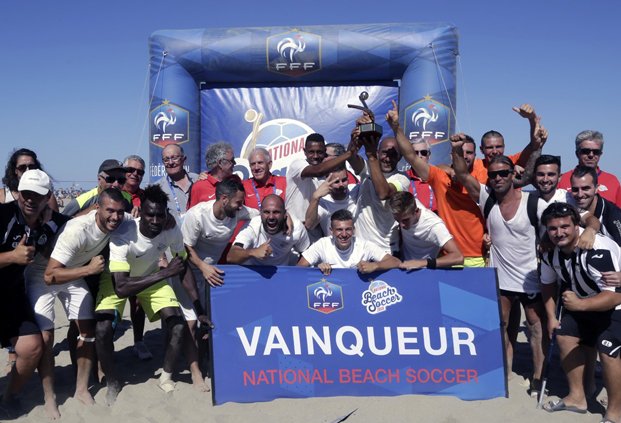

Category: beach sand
[0, 304, 608, 422]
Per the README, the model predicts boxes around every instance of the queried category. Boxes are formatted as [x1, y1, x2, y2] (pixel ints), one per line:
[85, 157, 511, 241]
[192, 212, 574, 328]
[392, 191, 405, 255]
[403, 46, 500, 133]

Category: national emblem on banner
[403, 95, 451, 145]
[150, 100, 190, 147]
[306, 280, 343, 314]
[266, 30, 322, 77]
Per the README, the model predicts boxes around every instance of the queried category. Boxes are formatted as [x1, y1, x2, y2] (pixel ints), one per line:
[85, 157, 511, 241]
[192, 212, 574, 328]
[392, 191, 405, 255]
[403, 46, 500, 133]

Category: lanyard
[410, 179, 434, 209]
[251, 179, 276, 209]
[167, 174, 190, 217]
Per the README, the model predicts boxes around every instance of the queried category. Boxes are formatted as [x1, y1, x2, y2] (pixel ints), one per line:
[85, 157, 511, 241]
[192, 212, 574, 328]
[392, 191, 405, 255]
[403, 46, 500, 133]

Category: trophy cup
[347, 91, 383, 138]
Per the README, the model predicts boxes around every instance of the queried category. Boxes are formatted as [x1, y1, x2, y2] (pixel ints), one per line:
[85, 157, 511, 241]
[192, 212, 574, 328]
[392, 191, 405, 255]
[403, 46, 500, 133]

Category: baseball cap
[18, 169, 51, 195]
[98, 159, 126, 174]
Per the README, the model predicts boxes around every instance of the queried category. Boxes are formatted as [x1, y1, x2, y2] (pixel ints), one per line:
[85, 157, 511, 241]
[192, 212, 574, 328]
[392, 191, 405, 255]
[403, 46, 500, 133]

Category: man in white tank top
[452, 134, 546, 393]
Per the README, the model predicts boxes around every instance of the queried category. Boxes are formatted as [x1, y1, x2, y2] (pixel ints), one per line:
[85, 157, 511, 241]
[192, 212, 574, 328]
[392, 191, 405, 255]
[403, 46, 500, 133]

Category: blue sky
[2, 1, 620, 188]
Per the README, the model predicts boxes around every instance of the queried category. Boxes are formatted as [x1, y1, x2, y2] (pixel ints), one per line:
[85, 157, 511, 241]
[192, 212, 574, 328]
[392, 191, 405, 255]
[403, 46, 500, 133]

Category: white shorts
[26, 277, 95, 331]
[168, 274, 198, 322]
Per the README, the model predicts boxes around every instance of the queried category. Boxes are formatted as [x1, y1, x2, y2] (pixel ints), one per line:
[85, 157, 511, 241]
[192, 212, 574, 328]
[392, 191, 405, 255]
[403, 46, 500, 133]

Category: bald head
[260, 194, 286, 235]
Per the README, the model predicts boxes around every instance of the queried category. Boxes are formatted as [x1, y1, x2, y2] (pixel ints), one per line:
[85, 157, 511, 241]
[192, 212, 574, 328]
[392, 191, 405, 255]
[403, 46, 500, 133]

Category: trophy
[347, 91, 383, 138]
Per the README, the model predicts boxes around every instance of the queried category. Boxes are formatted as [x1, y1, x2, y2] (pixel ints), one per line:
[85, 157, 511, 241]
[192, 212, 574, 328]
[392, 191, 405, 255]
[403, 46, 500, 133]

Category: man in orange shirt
[386, 101, 486, 266]
[471, 104, 542, 184]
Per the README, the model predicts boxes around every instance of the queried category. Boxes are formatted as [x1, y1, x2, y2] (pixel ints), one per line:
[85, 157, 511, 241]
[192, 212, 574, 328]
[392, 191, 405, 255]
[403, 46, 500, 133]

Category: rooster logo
[412, 105, 438, 131]
[154, 109, 176, 133]
[313, 286, 332, 302]
[277, 35, 305, 62]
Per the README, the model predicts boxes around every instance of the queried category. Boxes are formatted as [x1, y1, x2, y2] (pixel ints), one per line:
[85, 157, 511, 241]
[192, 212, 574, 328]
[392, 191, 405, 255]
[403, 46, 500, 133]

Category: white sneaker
[133, 341, 153, 360]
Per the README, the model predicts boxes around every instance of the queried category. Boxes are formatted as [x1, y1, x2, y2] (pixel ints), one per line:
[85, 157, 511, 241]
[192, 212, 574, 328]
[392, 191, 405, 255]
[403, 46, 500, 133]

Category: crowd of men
[2, 102, 621, 422]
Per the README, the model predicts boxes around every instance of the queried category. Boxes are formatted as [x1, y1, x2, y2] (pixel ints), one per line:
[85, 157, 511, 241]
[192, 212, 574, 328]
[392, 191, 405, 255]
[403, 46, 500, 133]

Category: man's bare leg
[183, 320, 209, 392]
[500, 295, 515, 375]
[95, 314, 121, 406]
[554, 335, 588, 410]
[158, 309, 185, 393]
[38, 330, 60, 419]
[600, 352, 621, 422]
[524, 300, 547, 389]
[74, 319, 95, 405]
[2, 334, 42, 403]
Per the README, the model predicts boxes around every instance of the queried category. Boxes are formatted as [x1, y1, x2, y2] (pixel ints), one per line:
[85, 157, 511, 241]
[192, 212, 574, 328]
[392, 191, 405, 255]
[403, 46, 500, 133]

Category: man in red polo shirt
[242, 147, 286, 209]
[558, 130, 621, 207]
[187, 142, 236, 209]
[405, 138, 436, 212]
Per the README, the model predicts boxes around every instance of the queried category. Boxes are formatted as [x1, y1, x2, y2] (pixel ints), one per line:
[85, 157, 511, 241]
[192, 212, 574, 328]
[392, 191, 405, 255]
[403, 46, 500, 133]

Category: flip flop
[543, 399, 587, 414]
[600, 419, 617, 423]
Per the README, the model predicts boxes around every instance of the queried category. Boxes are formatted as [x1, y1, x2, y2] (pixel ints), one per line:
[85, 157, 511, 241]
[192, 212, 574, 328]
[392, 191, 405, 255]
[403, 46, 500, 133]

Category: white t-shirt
[316, 186, 360, 236]
[109, 218, 186, 277]
[233, 216, 310, 266]
[354, 168, 409, 251]
[285, 158, 322, 222]
[302, 236, 388, 269]
[391, 206, 453, 260]
[536, 188, 575, 238]
[51, 210, 112, 268]
[479, 186, 539, 293]
[181, 200, 258, 264]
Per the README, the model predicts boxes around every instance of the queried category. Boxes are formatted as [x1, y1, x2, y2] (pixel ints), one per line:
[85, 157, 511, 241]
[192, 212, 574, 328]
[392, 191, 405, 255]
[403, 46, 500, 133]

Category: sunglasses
[99, 175, 127, 184]
[126, 167, 145, 177]
[414, 150, 430, 157]
[488, 169, 513, 179]
[16, 164, 39, 172]
[578, 148, 602, 156]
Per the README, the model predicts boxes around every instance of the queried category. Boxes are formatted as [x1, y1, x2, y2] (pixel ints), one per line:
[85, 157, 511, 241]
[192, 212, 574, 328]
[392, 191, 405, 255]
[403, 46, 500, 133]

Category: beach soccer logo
[267, 30, 321, 76]
[403, 95, 451, 145]
[361, 280, 402, 315]
[150, 100, 190, 148]
[307, 280, 343, 314]
[239, 111, 315, 175]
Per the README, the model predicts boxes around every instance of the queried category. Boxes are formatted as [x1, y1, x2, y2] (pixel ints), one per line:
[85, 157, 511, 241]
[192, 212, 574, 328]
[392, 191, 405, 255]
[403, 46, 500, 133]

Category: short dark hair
[481, 130, 504, 146]
[215, 176, 244, 200]
[326, 142, 346, 156]
[488, 155, 515, 171]
[305, 133, 325, 147]
[388, 191, 417, 215]
[541, 202, 580, 226]
[535, 154, 561, 172]
[462, 135, 476, 147]
[330, 208, 353, 223]
[98, 187, 126, 205]
[142, 184, 169, 208]
[571, 165, 598, 186]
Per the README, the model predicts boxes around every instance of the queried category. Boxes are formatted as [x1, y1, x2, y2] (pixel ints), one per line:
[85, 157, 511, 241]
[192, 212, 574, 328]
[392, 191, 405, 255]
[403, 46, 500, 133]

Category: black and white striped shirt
[541, 230, 621, 309]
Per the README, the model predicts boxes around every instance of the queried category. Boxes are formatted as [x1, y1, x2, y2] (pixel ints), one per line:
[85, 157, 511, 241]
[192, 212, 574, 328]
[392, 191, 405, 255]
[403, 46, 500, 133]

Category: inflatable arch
[148, 23, 458, 181]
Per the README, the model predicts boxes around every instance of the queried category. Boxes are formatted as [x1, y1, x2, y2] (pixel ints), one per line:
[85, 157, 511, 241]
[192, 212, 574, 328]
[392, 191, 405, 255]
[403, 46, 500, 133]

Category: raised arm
[451, 134, 481, 202]
[386, 99, 430, 181]
[512, 104, 546, 168]
[300, 151, 353, 178]
[305, 174, 335, 230]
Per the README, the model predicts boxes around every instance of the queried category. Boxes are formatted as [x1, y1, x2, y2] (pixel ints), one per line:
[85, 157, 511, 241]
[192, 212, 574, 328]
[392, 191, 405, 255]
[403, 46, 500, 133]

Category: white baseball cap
[18, 169, 51, 195]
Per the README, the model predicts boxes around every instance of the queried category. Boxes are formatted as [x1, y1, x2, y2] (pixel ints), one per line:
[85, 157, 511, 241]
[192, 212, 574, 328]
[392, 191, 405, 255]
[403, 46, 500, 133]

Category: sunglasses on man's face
[16, 164, 39, 172]
[99, 175, 127, 184]
[126, 167, 145, 177]
[488, 169, 513, 179]
[414, 150, 430, 157]
[578, 148, 602, 156]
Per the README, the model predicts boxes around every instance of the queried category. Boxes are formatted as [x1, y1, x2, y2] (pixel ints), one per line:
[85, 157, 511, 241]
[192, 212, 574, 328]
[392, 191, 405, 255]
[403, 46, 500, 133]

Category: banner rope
[456, 54, 472, 136]
[429, 43, 460, 133]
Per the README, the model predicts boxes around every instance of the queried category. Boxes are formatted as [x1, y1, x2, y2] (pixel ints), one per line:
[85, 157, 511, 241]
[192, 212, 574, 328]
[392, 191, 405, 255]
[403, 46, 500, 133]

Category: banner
[201, 85, 397, 178]
[210, 266, 506, 405]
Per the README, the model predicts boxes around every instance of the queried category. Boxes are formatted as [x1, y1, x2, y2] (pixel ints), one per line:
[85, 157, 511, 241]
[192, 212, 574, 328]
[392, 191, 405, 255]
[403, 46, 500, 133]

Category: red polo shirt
[187, 174, 220, 209]
[242, 174, 287, 209]
[405, 169, 436, 212]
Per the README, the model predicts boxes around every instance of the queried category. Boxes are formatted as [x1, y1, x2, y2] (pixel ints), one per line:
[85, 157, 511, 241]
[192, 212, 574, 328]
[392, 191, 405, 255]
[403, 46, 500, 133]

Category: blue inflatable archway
[148, 23, 458, 181]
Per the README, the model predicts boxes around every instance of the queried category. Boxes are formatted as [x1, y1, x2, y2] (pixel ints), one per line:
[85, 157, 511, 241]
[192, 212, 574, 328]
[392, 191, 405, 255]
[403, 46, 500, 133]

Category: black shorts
[557, 310, 617, 354]
[499, 289, 541, 305]
[0, 288, 41, 348]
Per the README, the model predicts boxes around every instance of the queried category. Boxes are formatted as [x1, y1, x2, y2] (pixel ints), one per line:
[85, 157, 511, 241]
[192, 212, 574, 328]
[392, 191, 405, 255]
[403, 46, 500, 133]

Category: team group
[1, 101, 620, 421]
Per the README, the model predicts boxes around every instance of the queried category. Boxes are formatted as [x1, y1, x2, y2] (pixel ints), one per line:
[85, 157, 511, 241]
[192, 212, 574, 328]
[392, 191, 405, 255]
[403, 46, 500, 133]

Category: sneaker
[133, 341, 153, 360]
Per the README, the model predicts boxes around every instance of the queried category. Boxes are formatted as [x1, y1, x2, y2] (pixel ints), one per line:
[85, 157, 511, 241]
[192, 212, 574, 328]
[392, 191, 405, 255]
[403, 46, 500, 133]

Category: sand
[0, 303, 608, 422]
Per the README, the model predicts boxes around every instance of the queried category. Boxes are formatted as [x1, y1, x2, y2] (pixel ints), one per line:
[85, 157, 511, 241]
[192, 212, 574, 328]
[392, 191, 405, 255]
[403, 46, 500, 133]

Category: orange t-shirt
[471, 152, 522, 184]
[427, 166, 485, 257]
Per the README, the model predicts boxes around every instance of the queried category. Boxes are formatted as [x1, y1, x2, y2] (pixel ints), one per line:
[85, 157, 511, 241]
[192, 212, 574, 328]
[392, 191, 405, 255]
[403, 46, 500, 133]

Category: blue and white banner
[210, 266, 505, 405]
